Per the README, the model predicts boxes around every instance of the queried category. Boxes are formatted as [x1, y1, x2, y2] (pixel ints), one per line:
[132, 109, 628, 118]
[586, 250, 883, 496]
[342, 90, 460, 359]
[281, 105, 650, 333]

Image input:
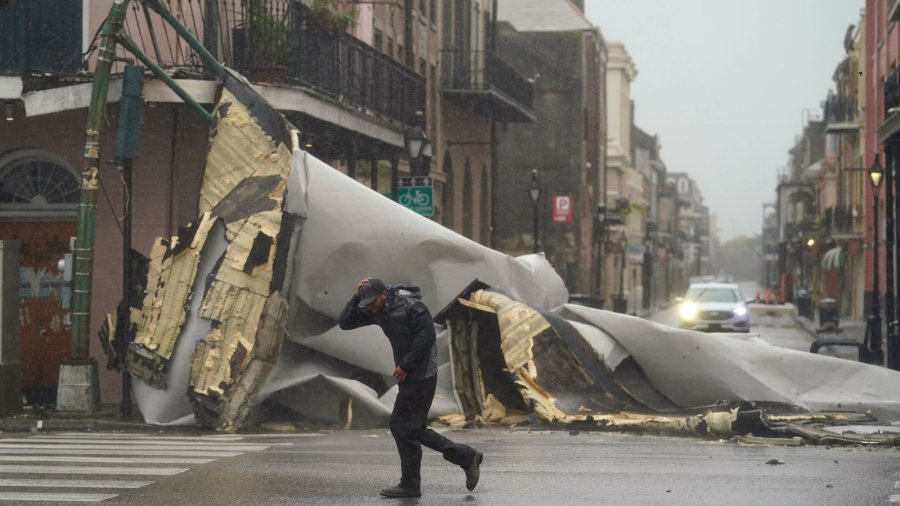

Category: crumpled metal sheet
[116, 69, 568, 431]
[123, 73, 298, 431]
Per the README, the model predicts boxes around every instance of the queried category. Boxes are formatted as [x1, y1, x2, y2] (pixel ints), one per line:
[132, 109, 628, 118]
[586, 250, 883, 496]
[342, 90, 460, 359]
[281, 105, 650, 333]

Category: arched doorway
[480, 164, 489, 245]
[442, 151, 454, 229]
[0, 149, 79, 404]
[463, 159, 473, 238]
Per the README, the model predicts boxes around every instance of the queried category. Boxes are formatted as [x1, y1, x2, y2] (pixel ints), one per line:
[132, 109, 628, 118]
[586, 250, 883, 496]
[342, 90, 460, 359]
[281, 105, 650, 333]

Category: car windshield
[685, 288, 739, 303]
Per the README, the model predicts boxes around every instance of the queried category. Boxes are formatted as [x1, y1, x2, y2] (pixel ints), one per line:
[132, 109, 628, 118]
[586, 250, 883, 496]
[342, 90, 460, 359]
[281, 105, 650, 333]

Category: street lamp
[868, 154, 885, 365]
[528, 170, 541, 253]
[405, 117, 430, 177]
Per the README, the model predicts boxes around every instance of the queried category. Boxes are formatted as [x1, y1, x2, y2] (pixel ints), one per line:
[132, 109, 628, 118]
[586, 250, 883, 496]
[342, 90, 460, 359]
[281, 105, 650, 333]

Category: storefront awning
[822, 246, 844, 270]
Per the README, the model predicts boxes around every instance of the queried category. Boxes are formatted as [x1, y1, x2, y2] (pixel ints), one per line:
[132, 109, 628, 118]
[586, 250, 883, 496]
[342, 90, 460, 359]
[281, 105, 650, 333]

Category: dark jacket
[338, 284, 438, 382]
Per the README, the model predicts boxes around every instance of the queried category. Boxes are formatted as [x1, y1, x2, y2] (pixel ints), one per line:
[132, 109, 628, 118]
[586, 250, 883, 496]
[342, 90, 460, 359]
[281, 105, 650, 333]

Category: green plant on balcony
[238, 1, 290, 82]
[308, 0, 358, 34]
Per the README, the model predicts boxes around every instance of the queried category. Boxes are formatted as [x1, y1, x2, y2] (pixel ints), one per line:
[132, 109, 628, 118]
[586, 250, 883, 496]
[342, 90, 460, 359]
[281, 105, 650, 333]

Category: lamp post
[868, 155, 885, 365]
[528, 170, 541, 253]
[405, 113, 429, 177]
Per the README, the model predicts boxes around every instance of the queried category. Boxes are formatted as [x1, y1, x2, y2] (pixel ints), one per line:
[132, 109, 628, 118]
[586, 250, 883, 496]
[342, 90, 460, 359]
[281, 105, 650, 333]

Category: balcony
[1, 0, 425, 129]
[0, 0, 84, 75]
[823, 95, 859, 134]
[824, 205, 863, 240]
[441, 49, 535, 122]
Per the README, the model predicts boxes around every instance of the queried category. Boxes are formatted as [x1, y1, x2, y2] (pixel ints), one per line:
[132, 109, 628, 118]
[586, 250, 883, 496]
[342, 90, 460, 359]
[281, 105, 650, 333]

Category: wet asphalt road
[1, 429, 896, 506]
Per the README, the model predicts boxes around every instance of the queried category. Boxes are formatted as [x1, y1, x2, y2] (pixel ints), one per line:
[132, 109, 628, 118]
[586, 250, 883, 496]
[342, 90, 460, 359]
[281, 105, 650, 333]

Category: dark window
[430, 0, 437, 24]
[419, 58, 427, 77]
[0, 0, 84, 74]
[0, 155, 79, 205]
[388, 37, 394, 59]
[480, 164, 490, 244]
[463, 159, 473, 238]
[443, 152, 454, 229]
[374, 29, 383, 51]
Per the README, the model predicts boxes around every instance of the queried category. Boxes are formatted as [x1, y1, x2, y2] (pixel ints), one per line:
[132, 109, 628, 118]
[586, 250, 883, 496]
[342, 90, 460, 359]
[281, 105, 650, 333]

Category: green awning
[821, 246, 844, 270]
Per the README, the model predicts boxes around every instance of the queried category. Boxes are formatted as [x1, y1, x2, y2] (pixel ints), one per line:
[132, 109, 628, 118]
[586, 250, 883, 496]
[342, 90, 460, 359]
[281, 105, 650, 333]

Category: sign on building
[397, 176, 434, 216]
[552, 195, 573, 223]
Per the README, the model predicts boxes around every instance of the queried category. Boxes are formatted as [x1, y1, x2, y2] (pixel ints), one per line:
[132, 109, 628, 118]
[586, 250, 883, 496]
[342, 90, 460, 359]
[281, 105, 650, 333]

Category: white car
[677, 282, 750, 333]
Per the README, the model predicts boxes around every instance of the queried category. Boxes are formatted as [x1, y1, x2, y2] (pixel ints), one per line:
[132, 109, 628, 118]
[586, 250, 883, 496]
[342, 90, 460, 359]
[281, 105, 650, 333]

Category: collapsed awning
[821, 246, 844, 270]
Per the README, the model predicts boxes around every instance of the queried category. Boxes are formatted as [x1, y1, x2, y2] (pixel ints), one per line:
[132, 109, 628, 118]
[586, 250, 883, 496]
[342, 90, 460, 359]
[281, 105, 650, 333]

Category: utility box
[0, 240, 22, 417]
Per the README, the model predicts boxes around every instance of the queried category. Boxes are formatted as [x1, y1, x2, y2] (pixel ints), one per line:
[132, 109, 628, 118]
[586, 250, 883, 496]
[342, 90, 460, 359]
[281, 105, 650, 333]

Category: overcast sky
[584, 0, 863, 241]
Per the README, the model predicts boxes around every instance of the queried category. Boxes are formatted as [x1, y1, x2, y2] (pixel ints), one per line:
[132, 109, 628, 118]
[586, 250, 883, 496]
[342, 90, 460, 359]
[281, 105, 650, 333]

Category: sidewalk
[0, 404, 179, 434]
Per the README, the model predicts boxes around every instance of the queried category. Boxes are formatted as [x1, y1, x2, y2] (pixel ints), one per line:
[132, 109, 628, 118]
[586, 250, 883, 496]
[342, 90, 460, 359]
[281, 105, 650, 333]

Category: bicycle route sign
[397, 176, 434, 216]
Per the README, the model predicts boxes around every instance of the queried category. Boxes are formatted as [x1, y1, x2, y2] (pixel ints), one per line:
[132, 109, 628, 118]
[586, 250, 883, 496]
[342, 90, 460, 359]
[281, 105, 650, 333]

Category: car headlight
[679, 302, 698, 320]
[733, 306, 748, 316]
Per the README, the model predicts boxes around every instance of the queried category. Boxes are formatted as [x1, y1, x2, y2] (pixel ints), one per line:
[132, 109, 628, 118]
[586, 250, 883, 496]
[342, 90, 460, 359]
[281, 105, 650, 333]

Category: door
[0, 150, 79, 404]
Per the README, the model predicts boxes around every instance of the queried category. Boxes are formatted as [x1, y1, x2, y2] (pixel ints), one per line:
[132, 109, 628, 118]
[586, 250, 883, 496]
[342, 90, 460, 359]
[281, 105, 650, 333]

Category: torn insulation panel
[119, 72, 297, 431]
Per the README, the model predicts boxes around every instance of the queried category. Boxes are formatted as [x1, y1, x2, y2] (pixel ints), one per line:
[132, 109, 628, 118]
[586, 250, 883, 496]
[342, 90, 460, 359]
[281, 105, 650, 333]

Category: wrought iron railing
[0, 0, 84, 74]
[825, 205, 861, 235]
[823, 95, 857, 124]
[1, 0, 425, 127]
[441, 49, 533, 109]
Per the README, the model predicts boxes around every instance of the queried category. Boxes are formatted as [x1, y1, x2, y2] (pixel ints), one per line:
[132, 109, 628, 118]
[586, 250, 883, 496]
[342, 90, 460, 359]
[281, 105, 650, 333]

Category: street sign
[552, 195, 573, 223]
[397, 176, 434, 216]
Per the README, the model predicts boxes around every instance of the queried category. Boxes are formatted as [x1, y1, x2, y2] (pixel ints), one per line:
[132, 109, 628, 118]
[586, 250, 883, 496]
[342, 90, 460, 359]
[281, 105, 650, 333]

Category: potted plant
[308, 0, 358, 35]
[235, 1, 290, 83]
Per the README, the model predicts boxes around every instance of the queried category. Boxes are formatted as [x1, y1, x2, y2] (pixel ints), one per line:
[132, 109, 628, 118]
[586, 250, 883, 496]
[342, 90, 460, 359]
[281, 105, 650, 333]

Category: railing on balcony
[1, 0, 425, 128]
[440, 49, 534, 122]
[824, 205, 862, 237]
[823, 95, 858, 125]
[0, 0, 84, 75]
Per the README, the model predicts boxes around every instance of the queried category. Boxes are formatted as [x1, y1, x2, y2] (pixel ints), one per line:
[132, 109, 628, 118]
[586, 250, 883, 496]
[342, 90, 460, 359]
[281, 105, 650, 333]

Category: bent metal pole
[70, 0, 132, 361]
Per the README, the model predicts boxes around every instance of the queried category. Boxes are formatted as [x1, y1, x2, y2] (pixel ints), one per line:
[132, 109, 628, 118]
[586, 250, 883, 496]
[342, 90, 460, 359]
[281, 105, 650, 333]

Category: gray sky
[584, 0, 863, 241]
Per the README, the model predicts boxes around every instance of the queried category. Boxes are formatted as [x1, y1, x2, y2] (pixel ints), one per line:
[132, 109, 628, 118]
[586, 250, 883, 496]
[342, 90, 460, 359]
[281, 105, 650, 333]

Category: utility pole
[57, 0, 132, 412]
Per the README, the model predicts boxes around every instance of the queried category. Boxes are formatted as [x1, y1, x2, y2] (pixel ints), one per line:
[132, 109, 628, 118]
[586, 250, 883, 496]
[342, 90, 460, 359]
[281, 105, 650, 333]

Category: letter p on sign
[552, 195, 573, 223]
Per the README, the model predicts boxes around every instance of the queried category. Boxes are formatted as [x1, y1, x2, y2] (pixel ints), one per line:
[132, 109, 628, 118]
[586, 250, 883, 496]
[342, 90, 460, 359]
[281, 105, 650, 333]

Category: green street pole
[58, 0, 132, 412]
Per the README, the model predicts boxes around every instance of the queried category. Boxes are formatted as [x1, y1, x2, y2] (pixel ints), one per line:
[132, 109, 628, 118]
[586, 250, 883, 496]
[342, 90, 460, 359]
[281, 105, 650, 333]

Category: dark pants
[390, 375, 475, 491]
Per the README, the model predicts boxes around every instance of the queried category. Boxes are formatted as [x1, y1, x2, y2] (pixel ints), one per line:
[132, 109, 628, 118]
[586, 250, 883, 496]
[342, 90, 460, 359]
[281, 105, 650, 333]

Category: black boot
[380, 484, 421, 498]
[465, 451, 483, 491]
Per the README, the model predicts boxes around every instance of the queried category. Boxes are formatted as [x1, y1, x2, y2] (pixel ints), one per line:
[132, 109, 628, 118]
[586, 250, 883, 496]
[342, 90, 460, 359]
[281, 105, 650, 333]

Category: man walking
[339, 278, 483, 498]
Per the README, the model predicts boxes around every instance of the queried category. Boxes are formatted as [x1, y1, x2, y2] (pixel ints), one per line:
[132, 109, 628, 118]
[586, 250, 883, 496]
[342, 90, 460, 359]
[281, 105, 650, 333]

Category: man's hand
[355, 277, 372, 297]
[393, 366, 408, 382]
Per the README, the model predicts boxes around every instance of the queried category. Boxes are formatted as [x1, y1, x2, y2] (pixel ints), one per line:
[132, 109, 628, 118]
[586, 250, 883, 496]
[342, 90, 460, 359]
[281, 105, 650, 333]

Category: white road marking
[0, 491, 117, 502]
[0, 443, 267, 451]
[0, 478, 152, 488]
[891, 494, 900, 503]
[8, 438, 273, 448]
[0, 447, 240, 457]
[0, 465, 187, 476]
[0, 455, 213, 464]
[52, 433, 246, 441]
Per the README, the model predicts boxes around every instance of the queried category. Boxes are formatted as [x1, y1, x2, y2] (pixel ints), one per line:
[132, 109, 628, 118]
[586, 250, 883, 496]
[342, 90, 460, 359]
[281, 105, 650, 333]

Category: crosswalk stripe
[0, 456, 214, 464]
[0, 491, 117, 502]
[0, 444, 268, 451]
[0, 465, 187, 476]
[0, 478, 152, 488]
[890, 494, 900, 503]
[52, 433, 246, 441]
[0, 448, 241, 457]
[6, 438, 272, 448]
